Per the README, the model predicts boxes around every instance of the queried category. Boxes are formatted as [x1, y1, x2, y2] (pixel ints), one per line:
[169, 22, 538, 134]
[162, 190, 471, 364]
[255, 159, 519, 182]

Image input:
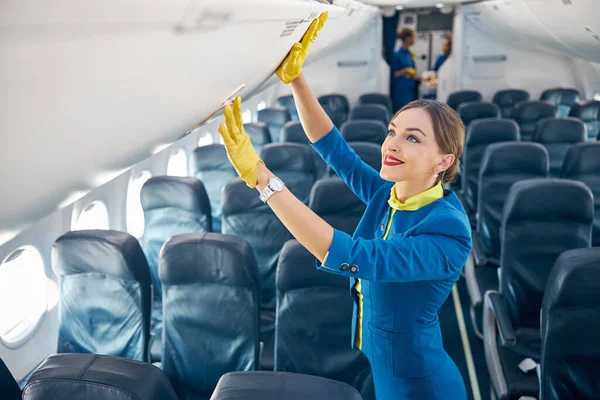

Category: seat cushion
[497, 346, 540, 400]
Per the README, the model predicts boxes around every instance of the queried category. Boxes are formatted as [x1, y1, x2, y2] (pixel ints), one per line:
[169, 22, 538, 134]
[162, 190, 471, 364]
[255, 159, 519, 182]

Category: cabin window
[167, 149, 187, 177]
[73, 201, 110, 231]
[257, 101, 267, 111]
[0, 246, 47, 346]
[198, 132, 214, 147]
[126, 170, 152, 238]
[594, 93, 600, 101]
[242, 109, 253, 123]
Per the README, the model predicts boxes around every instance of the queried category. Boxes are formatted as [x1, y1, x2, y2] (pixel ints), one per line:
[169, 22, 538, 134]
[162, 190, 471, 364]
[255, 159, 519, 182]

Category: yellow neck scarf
[388, 181, 444, 211]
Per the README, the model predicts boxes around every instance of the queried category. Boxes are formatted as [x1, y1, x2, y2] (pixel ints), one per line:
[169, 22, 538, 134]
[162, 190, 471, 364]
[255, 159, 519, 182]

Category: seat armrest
[472, 233, 488, 267]
[488, 291, 516, 347]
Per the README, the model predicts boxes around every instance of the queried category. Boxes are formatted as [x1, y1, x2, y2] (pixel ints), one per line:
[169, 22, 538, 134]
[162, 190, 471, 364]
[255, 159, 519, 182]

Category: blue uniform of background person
[433, 54, 448, 72]
[392, 48, 417, 111]
[309, 125, 472, 400]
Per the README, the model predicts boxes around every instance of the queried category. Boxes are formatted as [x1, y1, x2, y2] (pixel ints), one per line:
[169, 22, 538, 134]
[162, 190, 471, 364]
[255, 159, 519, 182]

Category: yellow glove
[275, 12, 329, 84]
[218, 96, 263, 188]
[406, 68, 417, 77]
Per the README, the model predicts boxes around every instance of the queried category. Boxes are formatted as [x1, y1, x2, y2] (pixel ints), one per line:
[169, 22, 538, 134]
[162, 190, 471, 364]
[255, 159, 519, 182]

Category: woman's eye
[407, 135, 420, 143]
[387, 130, 396, 137]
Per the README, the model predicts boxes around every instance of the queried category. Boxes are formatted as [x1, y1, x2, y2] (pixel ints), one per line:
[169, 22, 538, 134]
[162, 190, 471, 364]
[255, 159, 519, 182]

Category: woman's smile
[383, 155, 404, 166]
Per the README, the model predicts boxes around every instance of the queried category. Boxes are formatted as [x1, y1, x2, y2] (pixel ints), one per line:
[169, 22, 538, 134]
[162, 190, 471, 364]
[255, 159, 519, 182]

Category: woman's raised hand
[218, 96, 263, 188]
[275, 12, 329, 84]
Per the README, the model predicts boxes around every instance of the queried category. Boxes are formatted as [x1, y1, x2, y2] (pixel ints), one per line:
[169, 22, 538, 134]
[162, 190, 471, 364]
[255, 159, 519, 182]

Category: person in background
[392, 28, 419, 112]
[433, 36, 452, 73]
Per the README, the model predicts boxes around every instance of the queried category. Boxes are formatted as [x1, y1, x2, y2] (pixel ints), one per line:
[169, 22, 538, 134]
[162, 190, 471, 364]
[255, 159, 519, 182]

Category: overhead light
[395, 5, 404, 10]
[436, 3, 444, 7]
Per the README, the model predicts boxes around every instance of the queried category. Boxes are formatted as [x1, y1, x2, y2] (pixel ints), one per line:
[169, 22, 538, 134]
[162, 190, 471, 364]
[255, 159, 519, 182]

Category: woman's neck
[401, 43, 410, 50]
[394, 178, 437, 203]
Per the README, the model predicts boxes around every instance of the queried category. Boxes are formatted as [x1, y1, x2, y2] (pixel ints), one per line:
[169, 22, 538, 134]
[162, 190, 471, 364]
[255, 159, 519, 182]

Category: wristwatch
[259, 177, 285, 203]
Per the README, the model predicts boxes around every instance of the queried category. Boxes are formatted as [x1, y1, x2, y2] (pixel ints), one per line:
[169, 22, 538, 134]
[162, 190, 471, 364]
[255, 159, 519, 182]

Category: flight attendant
[217, 13, 471, 400]
[392, 28, 419, 111]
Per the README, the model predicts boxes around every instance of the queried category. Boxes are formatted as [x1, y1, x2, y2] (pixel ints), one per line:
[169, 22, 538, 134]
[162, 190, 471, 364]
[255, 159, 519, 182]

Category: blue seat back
[280, 122, 327, 178]
[477, 143, 549, 262]
[318, 94, 349, 128]
[492, 89, 530, 118]
[457, 102, 501, 127]
[561, 142, 600, 246]
[340, 120, 387, 145]
[275, 240, 374, 399]
[540, 88, 581, 117]
[257, 108, 290, 143]
[349, 104, 390, 126]
[462, 119, 519, 215]
[52, 230, 151, 361]
[277, 95, 299, 121]
[569, 100, 600, 141]
[447, 90, 482, 111]
[513, 101, 558, 141]
[192, 144, 237, 233]
[244, 122, 272, 155]
[141, 176, 212, 302]
[327, 142, 381, 177]
[533, 117, 586, 176]
[358, 93, 392, 114]
[160, 233, 260, 399]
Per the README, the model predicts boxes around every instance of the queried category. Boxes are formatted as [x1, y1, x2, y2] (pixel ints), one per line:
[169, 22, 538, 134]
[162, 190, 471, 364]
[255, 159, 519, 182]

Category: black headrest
[212, 371, 363, 400]
[348, 142, 381, 171]
[569, 100, 600, 120]
[159, 232, 259, 289]
[52, 230, 150, 284]
[358, 93, 392, 112]
[457, 102, 500, 126]
[513, 101, 557, 122]
[244, 122, 272, 146]
[221, 177, 263, 215]
[309, 177, 364, 215]
[0, 358, 20, 400]
[481, 142, 548, 176]
[277, 240, 347, 292]
[533, 117, 586, 143]
[350, 104, 390, 124]
[192, 144, 231, 172]
[22, 353, 178, 400]
[562, 142, 600, 176]
[261, 143, 316, 175]
[281, 121, 309, 144]
[318, 94, 350, 112]
[140, 176, 210, 213]
[492, 89, 530, 106]
[466, 118, 519, 146]
[277, 95, 295, 109]
[447, 90, 482, 110]
[340, 120, 388, 144]
[503, 178, 594, 224]
[541, 87, 581, 105]
[257, 108, 290, 126]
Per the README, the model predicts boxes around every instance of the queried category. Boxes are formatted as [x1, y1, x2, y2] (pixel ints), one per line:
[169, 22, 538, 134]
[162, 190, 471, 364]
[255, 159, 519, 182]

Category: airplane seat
[261, 143, 317, 203]
[159, 233, 260, 400]
[532, 117, 586, 177]
[327, 142, 381, 177]
[212, 371, 364, 400]
[512, 101, 558, 141]
[358, 92, 393, 114]
[0, 357, 21, 400]
[540, 247, 600, 400]
[52, 230, 152, 362]
[275, 240, 374, 400]
[280, 121, 328, 178]
[468, 143, 549, 338]
[461, 118, 519, 218]
[561, 142, 600, 246]
[569, 100, 600, 141]
[457, 101, 501, 127]
[340, 120, 387, 145]
[257, 108, 290, 143]
[446, 90, 482, 111]
[276, 95, 299, 121]
[22, 353, 178, 400]
[540, 87, 581, 117]
[482, 179, 594, 400]
[309, 177, 366, 236]
[221, 178, 294, 371]
[244, 122, 272, 155]
[318, 94, 350, 128]
[348, 104, 390, 126]
[492, 89, 530, 118]
[192, 144, 237, 233]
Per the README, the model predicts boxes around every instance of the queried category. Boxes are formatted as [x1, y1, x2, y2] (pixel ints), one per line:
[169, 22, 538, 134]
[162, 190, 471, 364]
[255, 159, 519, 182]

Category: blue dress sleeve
[318, 208, 472, 282]
[310, 126, 386, 204]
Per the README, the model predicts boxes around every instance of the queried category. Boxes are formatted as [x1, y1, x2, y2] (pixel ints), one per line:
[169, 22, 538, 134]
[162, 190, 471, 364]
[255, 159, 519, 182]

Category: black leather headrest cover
[192, 144, 232, 172]
[466, 118, 519, 146]
[570, 100, 600, 120]
[533, 117, 586, 143]
[458, 102, 500, 126]
[281, 121, 309, 144]
[514, 101, 557, 122]
[541, 88, 581, 106]
[562, 142, 600, 176]
[141, 176, 211, 214]
[492, 89, 530, 107]
[447, 90, 482, 110]
[244, 122, 272, 146]
[23, 353, 178, 400]
[341, 120, 387, 144]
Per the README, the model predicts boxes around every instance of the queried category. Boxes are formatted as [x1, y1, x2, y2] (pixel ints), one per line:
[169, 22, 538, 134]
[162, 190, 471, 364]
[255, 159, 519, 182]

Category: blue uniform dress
[392, 48, 417, 111]
[433, 54, 448, 72]
[310, 126, 472, 400]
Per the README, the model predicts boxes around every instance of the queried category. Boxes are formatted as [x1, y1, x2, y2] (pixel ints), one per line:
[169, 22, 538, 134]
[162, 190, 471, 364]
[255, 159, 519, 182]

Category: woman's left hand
[218, 96, 263, 188]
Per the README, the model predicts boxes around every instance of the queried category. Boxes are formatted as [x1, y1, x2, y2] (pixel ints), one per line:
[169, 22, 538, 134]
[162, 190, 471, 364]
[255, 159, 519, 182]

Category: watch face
[269, 177, 284, 191]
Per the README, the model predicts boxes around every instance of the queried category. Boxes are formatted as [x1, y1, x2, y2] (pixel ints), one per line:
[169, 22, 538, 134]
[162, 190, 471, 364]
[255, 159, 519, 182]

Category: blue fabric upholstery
[512, 101, 558, 141]
[358, 93, 393, 114]
[447, 90, 482, 111]
[318, 94, 350, 128]
[532, 117, 586, 176]
[492, 89, 530, 118]
[280, 122, 327, 178]
[275, 240, 374, 400]
[540, 248, 600, 400]
[52, 230, 152, 362]
[540, 88, 581, 117]
[561, 142, 600, 246]
[457, 102, 501, 127]
[160, 233, 260, 400]
[309, 177, 366, 236]
[340, 120, 387, 145]
[569, 100, 600, 141]
[327, 142, 381, 177]
[349, 104, 390, 126]
[257, 108, 290, 143]
[277, 95, 299, 121]
[244, 122, 272, 155]
[192, 144, 237, 233]
[462, 119, 519, 216]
